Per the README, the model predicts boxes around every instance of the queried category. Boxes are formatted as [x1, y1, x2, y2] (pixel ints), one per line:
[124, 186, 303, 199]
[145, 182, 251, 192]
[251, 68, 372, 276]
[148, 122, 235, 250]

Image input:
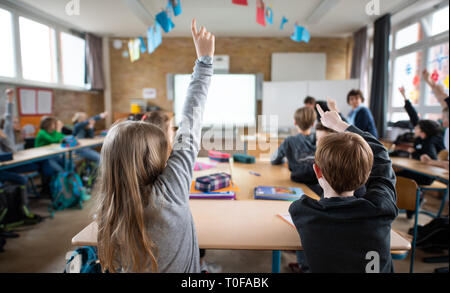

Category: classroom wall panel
[109, 37, 353, 115]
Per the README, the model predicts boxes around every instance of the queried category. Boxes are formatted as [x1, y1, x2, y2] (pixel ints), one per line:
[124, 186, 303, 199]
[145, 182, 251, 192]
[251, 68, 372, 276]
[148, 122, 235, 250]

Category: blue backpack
[64, 246, 103, 273]
[61, 136, 79, 148]
[51, 172, 87, 211]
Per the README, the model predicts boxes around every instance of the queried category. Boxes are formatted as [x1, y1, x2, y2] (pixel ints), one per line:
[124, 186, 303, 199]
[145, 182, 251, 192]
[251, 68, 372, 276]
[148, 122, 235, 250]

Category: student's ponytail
[94, 121, 169, 273]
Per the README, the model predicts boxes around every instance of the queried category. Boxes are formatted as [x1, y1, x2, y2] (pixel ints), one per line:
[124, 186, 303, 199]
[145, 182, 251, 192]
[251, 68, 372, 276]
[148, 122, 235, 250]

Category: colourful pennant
[291, 24, 310, 43]
[280, 16, 288, 30]
[431, 69, 439, 83]
[265, 5, 273, 25]
[156, 10, 175, 33]
[256, 0, 266, 27]
[147, 22, 163, 54]
[444, 75, 449, 89]
[232, 0, 248, 5]
[169, 0, 182, 17]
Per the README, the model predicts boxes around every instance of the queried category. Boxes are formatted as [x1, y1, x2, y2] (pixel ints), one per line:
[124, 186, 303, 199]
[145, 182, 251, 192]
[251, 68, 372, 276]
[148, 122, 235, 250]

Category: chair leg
[410, 189, 421, 273]
[436, 187, 448, 218]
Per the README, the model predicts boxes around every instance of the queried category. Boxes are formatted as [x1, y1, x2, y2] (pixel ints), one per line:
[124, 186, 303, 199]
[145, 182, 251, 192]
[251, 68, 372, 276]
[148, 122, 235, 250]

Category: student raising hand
[316, 104, 349, 133]
[398, 86, 407, 101]
[191, 18, 215, 59]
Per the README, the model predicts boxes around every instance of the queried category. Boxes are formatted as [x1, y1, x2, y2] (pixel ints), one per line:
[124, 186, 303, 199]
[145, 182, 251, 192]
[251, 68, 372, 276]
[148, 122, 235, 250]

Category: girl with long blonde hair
[94, 19, 215, 273]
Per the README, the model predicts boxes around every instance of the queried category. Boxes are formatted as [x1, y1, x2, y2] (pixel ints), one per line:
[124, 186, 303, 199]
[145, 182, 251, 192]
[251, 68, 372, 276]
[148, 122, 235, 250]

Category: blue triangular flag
[156, 10, 175, 33]
[280, 16, 288, 30]
[291, 25, 310, 43]
[147, 22, 162, 54]
[139, 36, 146, 53]
[168, 0, 182, 16]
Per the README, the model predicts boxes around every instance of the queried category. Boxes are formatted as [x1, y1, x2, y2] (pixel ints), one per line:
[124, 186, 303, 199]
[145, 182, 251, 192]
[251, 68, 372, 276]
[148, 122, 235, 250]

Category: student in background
[346, 89, 378, 138]
[303, 96, 316, 109]
[397, 86, 444, 184]
[71, 111, 108, 164]
[0, 89, 49, 217]
[35, 116, 65, 173]
[271, 107, 316, 171]
[142, 110, 221, 273]
[94, 19, 214, 273]
[289, 104, 398, 273]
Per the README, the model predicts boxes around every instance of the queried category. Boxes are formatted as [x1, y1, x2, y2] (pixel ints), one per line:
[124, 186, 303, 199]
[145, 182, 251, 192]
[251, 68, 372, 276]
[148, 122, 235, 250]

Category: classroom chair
[396, 176, 420, 273]
[23, 172, 41, 199]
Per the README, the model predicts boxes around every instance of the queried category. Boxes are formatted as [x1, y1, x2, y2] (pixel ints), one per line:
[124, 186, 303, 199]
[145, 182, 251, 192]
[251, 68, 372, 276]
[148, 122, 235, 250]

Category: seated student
[0, 89, 48, 220]
[346, 89, 378, 138]
[271, 107, 316, 171]
[289, 104, 398, 273]
[93, 19, 214, 273]
[35, 116, 65, 173]
[71, 111, 108, 164]
[142, 110, 221, 273]
[420, 106, 449, 170]
[303, 96, 316, 109]
[396, 87, 445, 185]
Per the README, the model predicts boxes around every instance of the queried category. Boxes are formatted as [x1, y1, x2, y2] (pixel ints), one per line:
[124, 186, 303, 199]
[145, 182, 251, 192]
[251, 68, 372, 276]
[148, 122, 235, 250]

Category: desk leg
[272, 250, 281, 273]
[68, 151, 74, 172]
[436, 186, 448, 218]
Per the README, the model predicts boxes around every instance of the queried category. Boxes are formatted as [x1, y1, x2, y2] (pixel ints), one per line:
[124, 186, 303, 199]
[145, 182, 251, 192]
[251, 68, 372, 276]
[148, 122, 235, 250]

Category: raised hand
[191, 18, 215, 59]
[56, 120, 64, 133]
[88, 119, 96, 128]
[5, 88, 14, 103]
[398, 86, 407, 101]
[326, 97, 339, 113]
[316, 104, 349, 133]
[100, 111, 108, 119]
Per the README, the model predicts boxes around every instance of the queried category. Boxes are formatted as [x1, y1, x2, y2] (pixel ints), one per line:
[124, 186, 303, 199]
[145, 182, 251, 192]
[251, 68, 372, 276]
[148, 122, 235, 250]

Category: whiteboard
[271, 53, 326, 81]
[262, 79, 360, 129]
[262, 81, 308, 129]
[174, 74, 256, 127]
[308, 79, 360, 117]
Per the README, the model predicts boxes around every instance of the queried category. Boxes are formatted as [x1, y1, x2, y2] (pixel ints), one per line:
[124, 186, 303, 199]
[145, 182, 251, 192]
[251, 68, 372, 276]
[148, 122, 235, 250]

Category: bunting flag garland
[147, 22, 163, 54]
[431, 69, 439, 83]
[156, 10, 175, 33]
[169, 0, 182, 17]
[139, 36, 147, 53]
[444, 75, 449, 89]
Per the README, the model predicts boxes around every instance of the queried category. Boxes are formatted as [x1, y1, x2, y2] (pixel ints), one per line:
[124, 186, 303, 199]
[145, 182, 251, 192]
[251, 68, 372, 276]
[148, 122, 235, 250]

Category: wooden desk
[0, 138, 104, 171]
[391, 157, 449, 183]
[72, 159, 411, 272]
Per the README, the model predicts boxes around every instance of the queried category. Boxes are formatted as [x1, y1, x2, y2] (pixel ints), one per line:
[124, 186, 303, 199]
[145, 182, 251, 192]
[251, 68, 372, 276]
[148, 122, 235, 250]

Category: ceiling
[10, 0, 435, 38]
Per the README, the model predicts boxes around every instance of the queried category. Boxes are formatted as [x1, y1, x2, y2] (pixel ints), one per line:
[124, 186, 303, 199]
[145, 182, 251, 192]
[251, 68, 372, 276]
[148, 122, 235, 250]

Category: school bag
[0, 184, 43, 231]
[64, 246, 103, 273]
[51, 171, 87, 212]
[61, 135, 79, 148]
[76, 160, 98, 192]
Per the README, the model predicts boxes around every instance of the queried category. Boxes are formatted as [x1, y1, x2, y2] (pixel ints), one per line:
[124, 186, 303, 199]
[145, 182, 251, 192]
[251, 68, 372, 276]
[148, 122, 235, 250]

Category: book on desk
[254, 186, 305, 201]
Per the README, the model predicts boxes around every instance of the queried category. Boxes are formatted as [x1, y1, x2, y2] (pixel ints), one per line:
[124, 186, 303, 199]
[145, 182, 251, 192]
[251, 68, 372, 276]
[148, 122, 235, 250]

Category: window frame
[0, 2, 89, 92]
[388, 2, 449, 123]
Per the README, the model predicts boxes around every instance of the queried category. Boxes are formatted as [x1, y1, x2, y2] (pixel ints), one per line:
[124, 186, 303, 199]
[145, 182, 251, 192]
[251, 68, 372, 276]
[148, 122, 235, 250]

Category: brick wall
[110, 36, 353, 115]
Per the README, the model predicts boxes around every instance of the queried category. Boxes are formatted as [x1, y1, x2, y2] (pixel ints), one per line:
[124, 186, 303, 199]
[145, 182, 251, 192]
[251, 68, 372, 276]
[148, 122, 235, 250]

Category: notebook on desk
[254, 186, 305, 201]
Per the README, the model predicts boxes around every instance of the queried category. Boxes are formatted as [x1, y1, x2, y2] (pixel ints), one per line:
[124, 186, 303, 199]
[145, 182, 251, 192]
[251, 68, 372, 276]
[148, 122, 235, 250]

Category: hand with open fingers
[100, 111, 108, 119]
[191, 18, 215, 59]
[398, 86, 407, 100]
[326, 97, 339, 112]
[316, 104, 349, 133]
[5, 88, 14, 102]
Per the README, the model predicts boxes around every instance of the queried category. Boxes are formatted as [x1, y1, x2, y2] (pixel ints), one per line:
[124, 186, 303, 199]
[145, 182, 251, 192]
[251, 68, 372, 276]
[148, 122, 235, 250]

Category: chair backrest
[395, 176, 419, 211]
[437, 150, 449, 161]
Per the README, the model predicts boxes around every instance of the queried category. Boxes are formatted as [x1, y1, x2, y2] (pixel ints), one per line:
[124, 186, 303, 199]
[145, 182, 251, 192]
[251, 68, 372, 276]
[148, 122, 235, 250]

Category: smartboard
[262, 79, 360, 129]
[174, 74, 256, 127]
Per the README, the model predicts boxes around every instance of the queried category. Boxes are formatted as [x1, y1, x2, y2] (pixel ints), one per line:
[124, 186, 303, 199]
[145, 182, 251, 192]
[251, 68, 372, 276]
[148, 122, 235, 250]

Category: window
[0, 8, 15, 78]
[392, 51, 422, 107]
[19, 16, 57, 83]
[388, 4, 449, 126]
[60, 32, 86, 87]
[395, 23, 422, 50]
[430, 6, 449, 36]
[426, 42, 449, 106]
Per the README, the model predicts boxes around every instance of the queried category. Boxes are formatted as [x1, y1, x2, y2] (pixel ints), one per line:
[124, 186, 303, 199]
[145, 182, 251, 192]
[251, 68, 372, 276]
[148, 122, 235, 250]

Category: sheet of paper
[278, 213, 295, 228]
[256, 0, 266, 27]
[37, 90, 52, 114]
[19, 89, 36, 115]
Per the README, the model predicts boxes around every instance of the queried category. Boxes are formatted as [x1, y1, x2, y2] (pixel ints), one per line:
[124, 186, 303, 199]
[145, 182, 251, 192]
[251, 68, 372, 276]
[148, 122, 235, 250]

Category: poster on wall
[17, 88, 53, 116]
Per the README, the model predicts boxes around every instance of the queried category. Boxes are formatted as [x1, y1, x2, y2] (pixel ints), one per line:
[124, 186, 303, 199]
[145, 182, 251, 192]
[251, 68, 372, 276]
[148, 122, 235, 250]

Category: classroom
[0, 0, 448, 278]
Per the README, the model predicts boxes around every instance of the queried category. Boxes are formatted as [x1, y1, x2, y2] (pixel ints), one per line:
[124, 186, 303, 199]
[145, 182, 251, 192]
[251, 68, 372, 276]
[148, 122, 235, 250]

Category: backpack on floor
[0, 184, 42, 231]
[76, 160, 98, 191]
[51, 172, 87, 211]
[64, 246, 103, 273]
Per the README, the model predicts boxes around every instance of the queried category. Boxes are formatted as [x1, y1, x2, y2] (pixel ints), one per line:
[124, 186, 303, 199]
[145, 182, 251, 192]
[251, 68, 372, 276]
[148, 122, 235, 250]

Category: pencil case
[208, 150, 231, 162]
[233, 153, 255, 164]
[195, 172, 231, 192]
